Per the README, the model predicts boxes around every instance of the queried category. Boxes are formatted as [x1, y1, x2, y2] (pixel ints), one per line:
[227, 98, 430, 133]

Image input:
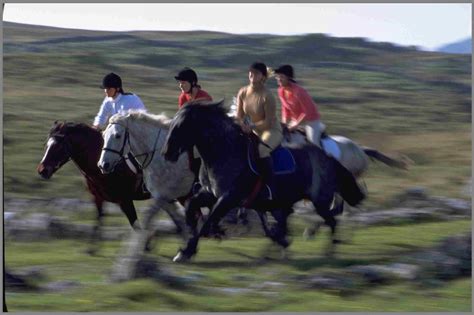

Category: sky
[3, 3, 472, 51]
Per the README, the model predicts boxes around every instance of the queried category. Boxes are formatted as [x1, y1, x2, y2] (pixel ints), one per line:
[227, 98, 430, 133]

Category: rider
[93, 72, 147, 130]
[175, 67, 212, 108]
[274, 65, 325, 147]
[236, 62, 283, 196]
[175, 67, 213, 194]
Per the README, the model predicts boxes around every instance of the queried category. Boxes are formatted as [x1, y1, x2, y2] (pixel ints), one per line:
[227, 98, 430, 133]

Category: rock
[44, 280, 81, 291]
[184, 271, 207, 282]
[383, 263, 419, 280]
[348, 265, 390, 284]
[17, 267, 47, 282]
[249, 281, 286, 290]
[430, 197, 471, 215]
[306, 274, 353, 292]
[5, 270, 36, 290]
[6, 213, 54, 241]
[214, 287, 254, 295]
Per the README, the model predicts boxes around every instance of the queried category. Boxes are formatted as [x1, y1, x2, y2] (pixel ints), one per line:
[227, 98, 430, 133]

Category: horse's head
[98, 114, 130, 174]
[38, 121, 101, 179]
[162, 100, 227, 162]
[37, 121, 74, 179]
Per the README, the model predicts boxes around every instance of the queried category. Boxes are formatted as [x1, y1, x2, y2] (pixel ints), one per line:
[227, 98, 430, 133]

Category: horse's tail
[362, 147, 413, 170]
[334, 160, 366, 207]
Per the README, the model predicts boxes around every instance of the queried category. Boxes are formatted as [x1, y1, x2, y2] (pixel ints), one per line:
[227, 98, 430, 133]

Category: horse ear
[215, 98, 225, 108]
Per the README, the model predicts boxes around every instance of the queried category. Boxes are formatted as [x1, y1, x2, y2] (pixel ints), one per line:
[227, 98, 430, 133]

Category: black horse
[162, 101, 365, 262]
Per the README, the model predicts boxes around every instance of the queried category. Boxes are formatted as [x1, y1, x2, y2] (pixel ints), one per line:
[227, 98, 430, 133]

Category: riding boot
[259, 156, 276, 199]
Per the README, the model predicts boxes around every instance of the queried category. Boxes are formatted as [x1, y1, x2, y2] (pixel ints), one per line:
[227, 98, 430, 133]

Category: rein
[102, 122, 163, 170]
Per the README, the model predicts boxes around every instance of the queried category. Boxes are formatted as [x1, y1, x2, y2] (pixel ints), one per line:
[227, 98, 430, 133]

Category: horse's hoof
[144, 244, 153, 252]
[173, 250, 190, 263]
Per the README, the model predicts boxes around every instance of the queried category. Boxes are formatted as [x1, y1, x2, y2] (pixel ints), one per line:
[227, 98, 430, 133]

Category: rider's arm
[235, 87, 246, 123]
[254, 93, 277, 132]
[93, 98, 113, 129]
[178, 92, 187, 108]
[289, 88, 314, 128]
[277, 88, 288, 124]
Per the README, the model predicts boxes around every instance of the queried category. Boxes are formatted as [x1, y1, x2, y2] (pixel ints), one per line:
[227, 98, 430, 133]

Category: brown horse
[37, 121, 185, 255]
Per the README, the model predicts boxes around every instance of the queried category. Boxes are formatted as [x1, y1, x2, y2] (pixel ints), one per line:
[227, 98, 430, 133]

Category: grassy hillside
[3, 22, 471, 204]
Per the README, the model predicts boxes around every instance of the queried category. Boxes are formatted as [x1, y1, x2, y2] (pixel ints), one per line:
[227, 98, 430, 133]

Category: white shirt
[93, 93, 146, 128]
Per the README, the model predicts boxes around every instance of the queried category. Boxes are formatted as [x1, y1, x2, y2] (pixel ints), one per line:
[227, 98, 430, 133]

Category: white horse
[98, 111, 195, 281]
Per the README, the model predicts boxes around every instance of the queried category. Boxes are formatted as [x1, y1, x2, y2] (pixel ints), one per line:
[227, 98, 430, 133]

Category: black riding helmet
[249, 62, 268, 77]
[101, 73, 122, 89]
[174, 67, 198, 86]
[274, 65, 296, 83]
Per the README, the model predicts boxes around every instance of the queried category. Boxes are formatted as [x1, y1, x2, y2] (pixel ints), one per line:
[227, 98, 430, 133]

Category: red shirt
[278, 83, 320, 123]
[178, 89, 212, 108]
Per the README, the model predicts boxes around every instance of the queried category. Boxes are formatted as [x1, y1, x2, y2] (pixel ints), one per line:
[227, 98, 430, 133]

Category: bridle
[102, 122, 162, 169]
[48, 132, 73, 165]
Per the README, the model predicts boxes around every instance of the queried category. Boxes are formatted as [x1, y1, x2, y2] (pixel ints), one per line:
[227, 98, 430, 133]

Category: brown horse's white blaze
[38, 138, 60, 179]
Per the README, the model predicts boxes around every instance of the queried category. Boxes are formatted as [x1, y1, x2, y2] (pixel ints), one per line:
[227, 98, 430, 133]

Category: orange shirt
[178, 89, 212, 108]
[278, 82, 320, 123]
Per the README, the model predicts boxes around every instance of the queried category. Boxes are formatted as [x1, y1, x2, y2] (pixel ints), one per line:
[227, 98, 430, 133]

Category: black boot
[259, 156, 276, 199]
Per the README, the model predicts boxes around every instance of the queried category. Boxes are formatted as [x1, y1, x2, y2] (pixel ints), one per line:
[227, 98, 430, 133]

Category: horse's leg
[184, 189, 217, 237]
[257, 210, 271, 237]
[314, 203, 339, 257]
[86, 196, 105, 256]
[110, 197, 168, 282]
[161, 201, 186, 237]
[173, 191, 240, 262]
[145, 200, 183, 252]
[119, 199, 139, 229]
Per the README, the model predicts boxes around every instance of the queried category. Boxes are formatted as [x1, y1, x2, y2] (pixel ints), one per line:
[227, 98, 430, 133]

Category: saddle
[247, 133, 296, 176]
[282, 124, 342, 161]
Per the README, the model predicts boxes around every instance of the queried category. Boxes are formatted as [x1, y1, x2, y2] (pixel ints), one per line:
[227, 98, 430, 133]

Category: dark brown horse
[37, 121, 184, 254]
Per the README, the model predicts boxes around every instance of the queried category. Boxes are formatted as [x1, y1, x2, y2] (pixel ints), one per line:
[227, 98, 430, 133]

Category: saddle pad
[249, 146, 296, 175]
[321, 137, 342, 161]
[272, 146, 296, 174]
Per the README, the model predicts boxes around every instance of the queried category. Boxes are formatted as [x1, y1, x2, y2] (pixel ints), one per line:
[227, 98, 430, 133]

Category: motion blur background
[3, 3, 472, 312]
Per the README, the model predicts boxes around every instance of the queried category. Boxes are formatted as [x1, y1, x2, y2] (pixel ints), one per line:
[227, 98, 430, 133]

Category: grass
[5, 219, 472, 312]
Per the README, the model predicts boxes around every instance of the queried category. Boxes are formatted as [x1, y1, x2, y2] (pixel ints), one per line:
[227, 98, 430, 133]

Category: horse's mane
[48, 121, 97, 137]
[177, 100, 236, 126]
[109, 111, 172, 129]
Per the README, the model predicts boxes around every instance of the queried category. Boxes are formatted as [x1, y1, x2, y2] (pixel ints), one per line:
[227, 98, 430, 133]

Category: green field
[5, 216, 472, 312]
[3, 22, 471, 312]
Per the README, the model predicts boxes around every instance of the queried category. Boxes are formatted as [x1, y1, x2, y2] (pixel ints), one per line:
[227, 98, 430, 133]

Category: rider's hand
[241, 124, 252, 134]
[288, 122, 298, 131]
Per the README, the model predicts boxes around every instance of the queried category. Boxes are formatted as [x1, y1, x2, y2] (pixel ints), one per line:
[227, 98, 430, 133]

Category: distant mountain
[437, 38, 471, 54]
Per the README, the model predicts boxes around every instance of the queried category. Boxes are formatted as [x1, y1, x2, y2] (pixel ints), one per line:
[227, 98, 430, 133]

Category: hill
[437, 37, 472, 54]
[3, 22, 471, 202]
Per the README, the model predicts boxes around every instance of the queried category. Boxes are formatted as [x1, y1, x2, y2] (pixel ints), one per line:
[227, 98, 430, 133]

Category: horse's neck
[195, 122, 247, 169]
[70, 130, 102, 175]
[129, 122, 167, 165]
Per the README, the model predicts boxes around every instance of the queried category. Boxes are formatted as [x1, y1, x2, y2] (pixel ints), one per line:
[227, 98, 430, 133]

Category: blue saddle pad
[249, 146, 296, 175]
